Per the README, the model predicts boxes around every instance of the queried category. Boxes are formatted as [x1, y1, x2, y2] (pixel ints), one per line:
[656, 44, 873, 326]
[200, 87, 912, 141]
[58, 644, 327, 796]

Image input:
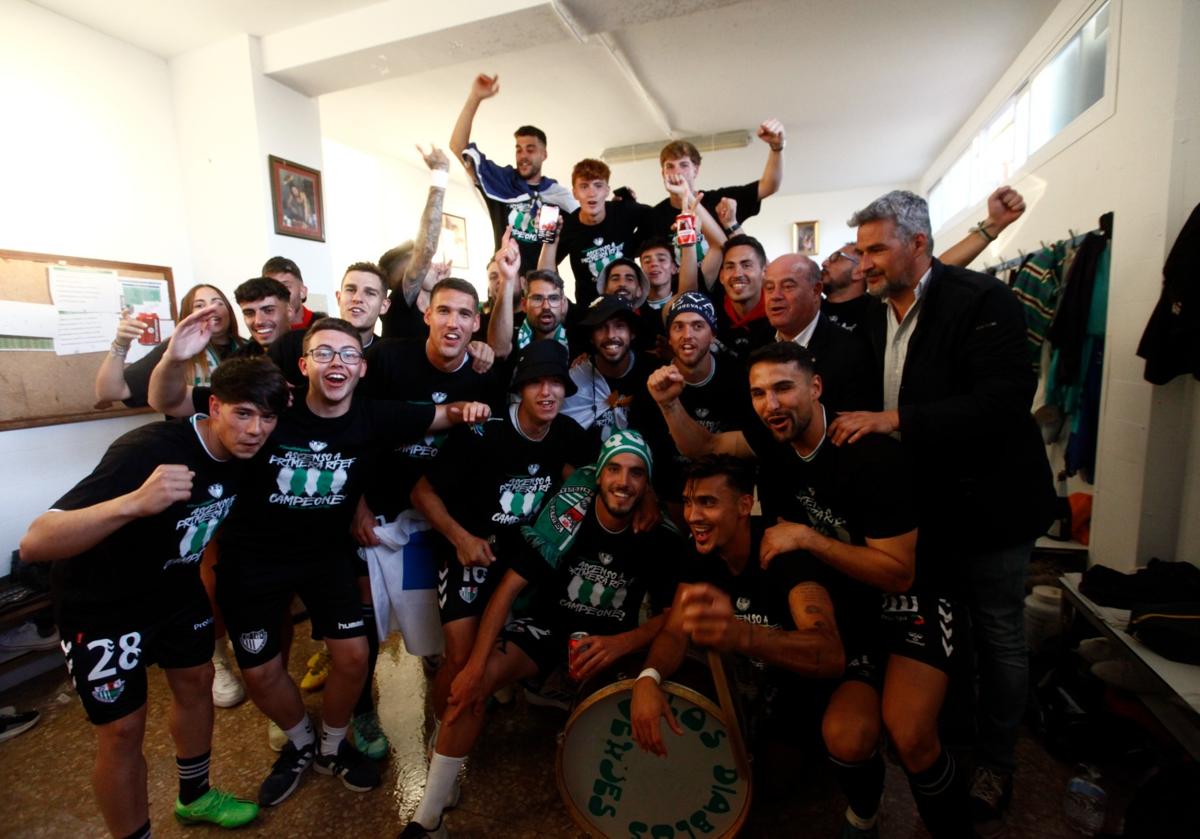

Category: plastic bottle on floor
[1063, 764, 1107, 835]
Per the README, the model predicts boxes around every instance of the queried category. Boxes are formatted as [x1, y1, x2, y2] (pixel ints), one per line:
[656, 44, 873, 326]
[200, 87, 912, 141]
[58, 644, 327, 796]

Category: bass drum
[556, 653, 752, 838]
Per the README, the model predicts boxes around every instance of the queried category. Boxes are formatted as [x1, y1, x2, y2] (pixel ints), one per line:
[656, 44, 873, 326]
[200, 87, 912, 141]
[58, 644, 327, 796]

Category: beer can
[675, 213, 698, 246]
[568, 631, 589, 678]
[136, 312, 161, 345]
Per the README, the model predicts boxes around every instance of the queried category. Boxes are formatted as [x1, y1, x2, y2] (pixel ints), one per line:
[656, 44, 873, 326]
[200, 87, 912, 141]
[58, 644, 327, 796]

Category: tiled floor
[0, 623, 1118, 838]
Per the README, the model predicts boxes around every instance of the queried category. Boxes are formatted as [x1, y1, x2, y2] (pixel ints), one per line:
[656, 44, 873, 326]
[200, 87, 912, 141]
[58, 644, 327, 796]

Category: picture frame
[441, 213, 469, 269]
[268, 155, 325, 242]
[792, 220, 819, 256]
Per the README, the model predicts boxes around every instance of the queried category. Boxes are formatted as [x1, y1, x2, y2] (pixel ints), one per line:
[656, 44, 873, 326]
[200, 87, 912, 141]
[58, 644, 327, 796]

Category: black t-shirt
[636, 298, 671, 356]
[647, 181, 763, 269]
[380, 289, 430, 341]
[660, 352, 752, 500]
[266, 329, 308, 389]
[712, 294, 774, 362]
[360, 337, 504, 518]
[212, 392, 435, 562]
[512, 512, 682, 636]
[821, 295, 874, 336]
[51, 417, 245, 624]
[555, 201, 654, 308]
[121, 339, 247, 408]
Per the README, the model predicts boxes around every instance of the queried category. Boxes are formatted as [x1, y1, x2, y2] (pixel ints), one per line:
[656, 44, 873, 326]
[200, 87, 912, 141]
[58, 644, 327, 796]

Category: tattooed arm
[400, 145, 450, 307]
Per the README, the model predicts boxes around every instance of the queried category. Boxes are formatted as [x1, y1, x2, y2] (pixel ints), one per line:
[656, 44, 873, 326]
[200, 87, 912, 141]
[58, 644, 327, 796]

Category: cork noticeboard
[0, 249, 177, 431]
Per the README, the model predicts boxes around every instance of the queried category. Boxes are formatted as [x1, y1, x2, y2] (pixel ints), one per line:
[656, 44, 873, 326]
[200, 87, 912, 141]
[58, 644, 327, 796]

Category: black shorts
[438, 552, 507, 625]
[61, 593, 214, 725]
[217, 555, 365, 669]
[498, 615, 565, 677]
[840, 592, 959, 687]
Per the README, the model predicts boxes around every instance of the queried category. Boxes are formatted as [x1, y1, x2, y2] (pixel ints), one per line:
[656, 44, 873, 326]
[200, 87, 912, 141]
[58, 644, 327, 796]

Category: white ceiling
[30, 0, 1059, 192]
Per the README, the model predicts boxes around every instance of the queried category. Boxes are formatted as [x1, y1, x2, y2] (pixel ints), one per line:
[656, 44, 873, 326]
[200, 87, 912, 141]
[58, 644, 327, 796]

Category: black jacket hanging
[1137, 202, 1200, 384]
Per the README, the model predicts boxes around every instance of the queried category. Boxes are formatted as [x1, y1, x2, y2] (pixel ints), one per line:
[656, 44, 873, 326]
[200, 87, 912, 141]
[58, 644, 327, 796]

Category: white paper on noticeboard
[119, 277, 171, 320]
[0, 300, 58, 338]
[48, 265, 123, 355]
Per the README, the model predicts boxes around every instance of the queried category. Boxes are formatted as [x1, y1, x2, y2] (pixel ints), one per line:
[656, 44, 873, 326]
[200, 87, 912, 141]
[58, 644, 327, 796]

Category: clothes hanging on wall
[1010, 242, 1067, 373]
[1137, 201, 1200, 384]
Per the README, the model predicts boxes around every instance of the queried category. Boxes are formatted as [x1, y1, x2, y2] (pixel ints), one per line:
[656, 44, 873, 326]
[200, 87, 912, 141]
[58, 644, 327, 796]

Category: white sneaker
[211, 645, 245, 708]
[0, 621, 60, 653]
[268, 719, 288, 752]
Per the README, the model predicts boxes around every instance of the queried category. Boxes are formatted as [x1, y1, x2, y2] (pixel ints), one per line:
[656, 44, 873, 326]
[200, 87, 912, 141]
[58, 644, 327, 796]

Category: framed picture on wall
[441, 213, 469, 269]
[268, 155, 325, 242]
[792, 220, 819, 256]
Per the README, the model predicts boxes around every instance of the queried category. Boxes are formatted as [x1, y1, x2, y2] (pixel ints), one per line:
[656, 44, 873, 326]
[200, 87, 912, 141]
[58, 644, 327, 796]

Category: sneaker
[300, 647, 332, 691]
[211, 648, 245, 708]
[315, 740, 381, 792]
[0, 621, 60, 653]
[174, 786, 259, 827]
[258, 741, 314, 807]
[522, 669, 573, 712]
[970, 766, 1012, 838]
[267, 719, 288, 752]
[352, 711, 389, 760]
[398, 815, 448, 838]
[0, 707, 40, 742]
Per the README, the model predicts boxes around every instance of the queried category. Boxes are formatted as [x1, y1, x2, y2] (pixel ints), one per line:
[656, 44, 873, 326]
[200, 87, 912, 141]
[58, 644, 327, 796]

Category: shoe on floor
[315, 740, 381, 792]
[259, 741, 314, 807]
[352, 710, 389, 760]
[267, 719, 288, 752]
[0, 621, 60, 653]
[970, 765, 1012, 838]
[175, 786, 259, 827]
[398, 815, 448, 838]
[211, 646, 245, 708]
[300, 647, 332, 691]
[0, 707, 40, 742]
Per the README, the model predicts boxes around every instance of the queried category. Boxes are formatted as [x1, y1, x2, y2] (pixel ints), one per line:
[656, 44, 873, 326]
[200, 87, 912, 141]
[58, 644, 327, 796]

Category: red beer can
[568, 631, 589, 679]
[675, 213, 698, 246]
[136, 312, 161, 345]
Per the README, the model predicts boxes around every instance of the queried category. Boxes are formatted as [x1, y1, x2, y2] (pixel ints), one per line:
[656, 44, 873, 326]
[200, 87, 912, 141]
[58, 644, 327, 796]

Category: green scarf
[516, 318, 568, 352]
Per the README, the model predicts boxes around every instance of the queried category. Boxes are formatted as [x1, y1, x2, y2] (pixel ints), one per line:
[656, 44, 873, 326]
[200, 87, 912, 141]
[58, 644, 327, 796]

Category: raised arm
[449, 73, 500, 181]
[755, 118, 786, 200]
[20, 465, 194, 563]
[487, 228, 520, 359]
[681, 581, 844, 677]
[399, 145, 450, 306]
[647, 365, 752, 458]
[148, 308, 213, 417]
[937, 185, 1026, 268]
[94, 309, 148, 404]
[761, 522, 917, 594]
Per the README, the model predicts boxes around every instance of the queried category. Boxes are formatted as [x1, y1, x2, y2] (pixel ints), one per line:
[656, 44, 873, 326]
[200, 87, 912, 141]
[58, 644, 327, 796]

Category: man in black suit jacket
[763, 253, 878, 413]
[829, 190, 1057, 837]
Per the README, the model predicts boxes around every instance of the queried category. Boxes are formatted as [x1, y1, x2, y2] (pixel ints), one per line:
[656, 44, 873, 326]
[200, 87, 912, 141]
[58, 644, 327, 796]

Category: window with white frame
[929, 2, 1110, 230]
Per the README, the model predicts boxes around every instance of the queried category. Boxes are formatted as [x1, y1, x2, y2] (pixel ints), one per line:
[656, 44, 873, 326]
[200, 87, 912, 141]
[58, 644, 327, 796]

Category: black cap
[510, 339, 578, 396]
[578, 294, 640, 331]
[262, 256, 303, 279]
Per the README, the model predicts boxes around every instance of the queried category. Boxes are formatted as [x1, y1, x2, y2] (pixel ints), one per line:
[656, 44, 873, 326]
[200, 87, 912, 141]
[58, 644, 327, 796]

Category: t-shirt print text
[269, 442, 356, 508]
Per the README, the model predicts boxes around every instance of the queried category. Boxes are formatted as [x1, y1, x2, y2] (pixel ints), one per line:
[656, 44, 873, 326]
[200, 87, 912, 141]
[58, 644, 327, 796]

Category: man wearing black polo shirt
[630, 455, 845, 759]
[410, 340, 595, 736]
[20, 355, 289, 838]
[401, 431, 681, 839]
[649, 341, 971, 837]
[149, 315, 490, 809]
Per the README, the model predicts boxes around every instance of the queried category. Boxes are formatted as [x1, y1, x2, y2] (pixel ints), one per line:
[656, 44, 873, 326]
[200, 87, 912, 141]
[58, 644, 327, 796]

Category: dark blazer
[807, 313, 880, 414]
[864, 259, 1057, 550]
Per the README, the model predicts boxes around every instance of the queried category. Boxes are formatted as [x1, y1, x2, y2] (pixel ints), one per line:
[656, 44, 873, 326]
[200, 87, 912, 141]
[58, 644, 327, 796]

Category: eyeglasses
[305, 346, 363, 364]
[827, 251, 859, 265]
[527, 294, 563, 307]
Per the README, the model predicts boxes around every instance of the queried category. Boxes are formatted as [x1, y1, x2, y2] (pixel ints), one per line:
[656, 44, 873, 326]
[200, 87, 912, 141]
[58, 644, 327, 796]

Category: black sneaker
[258, 741, 314, 806]
[969, 765, 1012, 838]
[398, 815, 448, 838]
[315, 740, 381, 792]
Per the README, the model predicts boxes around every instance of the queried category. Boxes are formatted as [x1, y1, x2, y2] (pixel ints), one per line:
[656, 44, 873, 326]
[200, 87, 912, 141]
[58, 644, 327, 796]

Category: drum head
[557, 678, 751, 838]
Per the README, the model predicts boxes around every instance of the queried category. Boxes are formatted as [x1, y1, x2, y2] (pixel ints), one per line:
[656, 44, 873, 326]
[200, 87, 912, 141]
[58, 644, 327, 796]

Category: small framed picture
[792, 220, 819, 256]
[441, 213, 469, 269]
[269, 155, 325, 242]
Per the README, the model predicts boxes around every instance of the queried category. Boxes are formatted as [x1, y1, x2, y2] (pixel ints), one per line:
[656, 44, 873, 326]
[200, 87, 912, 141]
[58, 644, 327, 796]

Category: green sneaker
[174, 787, 259, 828]
[352, 710, 389, 760]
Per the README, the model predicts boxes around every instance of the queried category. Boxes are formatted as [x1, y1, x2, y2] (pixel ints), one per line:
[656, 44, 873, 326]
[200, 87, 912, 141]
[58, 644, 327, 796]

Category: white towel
[360, 510, 444, 657]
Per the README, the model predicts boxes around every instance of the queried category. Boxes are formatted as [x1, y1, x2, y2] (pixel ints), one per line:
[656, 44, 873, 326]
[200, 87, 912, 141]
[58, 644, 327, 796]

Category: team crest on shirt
[695, 408, 710, 419]
[460, 586, 478, 604]
[736, 597, 751, 612]
[239, 630, 267, 655]
[208, 484, 224, 499]
[431, 392, 447, 404]
[598, 552, 613, 566]
[308, 440, 328, 452]
[593, 237, 604, 246]
[527, 464, 540, 475]
[92, 678, 125, 704]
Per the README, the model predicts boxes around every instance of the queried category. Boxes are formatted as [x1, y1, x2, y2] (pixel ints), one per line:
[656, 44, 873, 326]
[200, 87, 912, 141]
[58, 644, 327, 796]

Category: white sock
[414, 751, 465, 827]
[320, 722, 348, 757]
[284, 716, 315, 750]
